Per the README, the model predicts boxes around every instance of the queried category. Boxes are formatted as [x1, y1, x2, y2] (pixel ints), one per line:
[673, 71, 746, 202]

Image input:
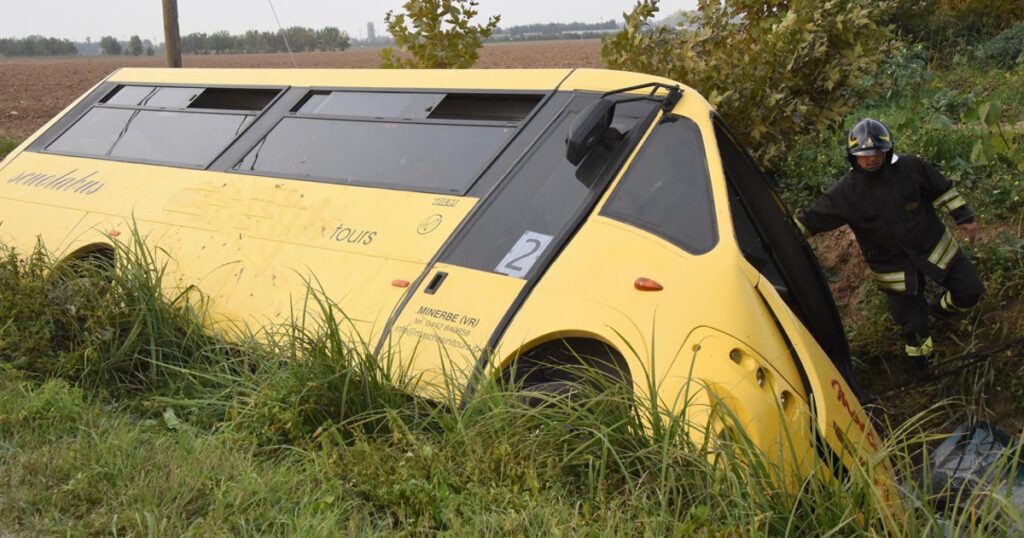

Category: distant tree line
[0, 36, 78, 57]
[180, 27, 350, 54]
[98, 35, 155, 56]
[488, 20, 619, 41]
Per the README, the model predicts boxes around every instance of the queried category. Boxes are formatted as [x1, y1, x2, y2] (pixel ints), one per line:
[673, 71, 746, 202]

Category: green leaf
[977, 102, 991, 125]
[979, 100, 1003, 127]
[971, 140, 990, 164]
[162, 407, 181, 430]
[961, 105, 979, 123]
[928, 114, 953, 129]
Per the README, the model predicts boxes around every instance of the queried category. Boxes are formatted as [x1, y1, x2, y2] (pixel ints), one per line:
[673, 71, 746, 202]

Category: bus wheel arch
[498, 335, 633, 395]
[51, 242, 116, 292]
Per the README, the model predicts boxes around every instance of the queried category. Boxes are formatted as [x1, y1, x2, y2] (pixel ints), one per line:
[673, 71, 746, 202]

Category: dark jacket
[796, 155, 974, 293]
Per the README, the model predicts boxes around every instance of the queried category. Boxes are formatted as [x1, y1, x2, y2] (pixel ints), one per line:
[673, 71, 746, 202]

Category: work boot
[906, 336, 933, 370]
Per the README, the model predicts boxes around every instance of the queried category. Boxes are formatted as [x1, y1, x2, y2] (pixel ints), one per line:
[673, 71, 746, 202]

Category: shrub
[886, 0, 1024, 54]
[380, 0, 500, 69]
[977, 21, 1024, 69]
[602, 0, 890, 170]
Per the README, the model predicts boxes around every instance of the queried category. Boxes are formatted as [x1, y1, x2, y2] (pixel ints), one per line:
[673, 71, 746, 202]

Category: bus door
[382, 94, 660, 391]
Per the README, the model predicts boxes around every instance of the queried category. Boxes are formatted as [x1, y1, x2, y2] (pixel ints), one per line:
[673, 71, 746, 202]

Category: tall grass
[1, 232, 1023, 535]
[0, 138, 19, 160]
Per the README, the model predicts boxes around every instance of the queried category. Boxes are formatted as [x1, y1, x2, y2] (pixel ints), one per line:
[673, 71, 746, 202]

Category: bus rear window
[233, 118, 514, 193]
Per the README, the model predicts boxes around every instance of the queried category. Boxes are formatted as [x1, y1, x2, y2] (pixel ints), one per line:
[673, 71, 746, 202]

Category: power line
[266, 0, 297, 68]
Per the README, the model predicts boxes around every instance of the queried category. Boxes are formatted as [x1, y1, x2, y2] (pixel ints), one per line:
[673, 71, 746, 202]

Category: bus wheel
[49, 245, 116, 306]
[519, 380, 583, 408]
[503, 337, 631, 398]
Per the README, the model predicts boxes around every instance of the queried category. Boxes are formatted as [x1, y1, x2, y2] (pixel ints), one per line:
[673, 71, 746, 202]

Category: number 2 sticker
[495, 231, 553, 278]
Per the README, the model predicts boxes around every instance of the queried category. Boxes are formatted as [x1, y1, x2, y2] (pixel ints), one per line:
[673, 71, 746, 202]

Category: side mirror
[565, 98, 615, 166]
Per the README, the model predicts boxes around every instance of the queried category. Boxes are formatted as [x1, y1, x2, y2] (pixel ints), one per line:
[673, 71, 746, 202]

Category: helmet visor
[850, 148, 886, 156]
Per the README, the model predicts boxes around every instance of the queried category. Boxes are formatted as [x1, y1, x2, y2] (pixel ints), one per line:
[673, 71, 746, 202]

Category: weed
[0, 138, 18, 160]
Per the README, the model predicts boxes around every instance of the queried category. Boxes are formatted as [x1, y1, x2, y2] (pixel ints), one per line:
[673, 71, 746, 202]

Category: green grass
[2, 232, 1024, 535]
[0, 138, 19, 160]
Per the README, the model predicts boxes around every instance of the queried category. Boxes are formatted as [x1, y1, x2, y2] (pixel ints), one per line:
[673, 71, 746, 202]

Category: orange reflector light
[634, 278, 663, 291]
[392, 279, 410, 288]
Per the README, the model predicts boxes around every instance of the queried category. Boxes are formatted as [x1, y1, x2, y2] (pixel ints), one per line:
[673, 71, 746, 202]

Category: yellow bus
[0, 67, 891, 494]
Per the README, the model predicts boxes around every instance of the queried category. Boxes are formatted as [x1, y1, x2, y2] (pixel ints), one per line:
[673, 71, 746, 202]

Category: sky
[1, 0, 699, 43]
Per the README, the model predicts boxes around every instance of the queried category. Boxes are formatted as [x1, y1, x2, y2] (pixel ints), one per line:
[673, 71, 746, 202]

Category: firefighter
[795, 118, 985, 367]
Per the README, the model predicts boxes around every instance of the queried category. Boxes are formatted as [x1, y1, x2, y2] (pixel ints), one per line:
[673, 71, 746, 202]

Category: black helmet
[847, 118, 893, 173]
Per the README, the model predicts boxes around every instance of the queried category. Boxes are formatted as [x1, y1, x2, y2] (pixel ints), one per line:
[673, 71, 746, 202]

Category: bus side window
[600, 116, 718, 255]
[726, 181, 789, 298]
[44, 85, 280, 168]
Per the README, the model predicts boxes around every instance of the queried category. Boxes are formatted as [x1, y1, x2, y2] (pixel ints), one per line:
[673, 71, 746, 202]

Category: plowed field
[0, 40, 602, 140]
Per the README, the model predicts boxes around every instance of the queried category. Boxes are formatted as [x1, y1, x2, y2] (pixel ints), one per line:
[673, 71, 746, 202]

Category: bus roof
[107, 68, 705, 105]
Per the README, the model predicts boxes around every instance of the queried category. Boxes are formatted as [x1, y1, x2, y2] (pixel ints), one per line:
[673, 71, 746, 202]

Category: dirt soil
[0, 40, 603, 140]
[810, 227, 870, 317]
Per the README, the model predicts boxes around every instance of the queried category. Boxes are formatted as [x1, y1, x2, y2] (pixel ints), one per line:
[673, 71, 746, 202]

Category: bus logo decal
[6, 169, 105, 195]
[329, 224, 377, 246]
[417, 214, 443, 235]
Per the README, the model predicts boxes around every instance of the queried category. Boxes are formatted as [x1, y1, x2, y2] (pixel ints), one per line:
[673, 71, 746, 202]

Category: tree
[181, 32, 208, 54]
[283, 26, 315, 52]
[0, 36, 78, 57]
[99, 36, 122, 55]
[602, 0, 890, 169]
[242, 30, 262, 53]
[316, 26, 350, 51]
[209, 30, 237, 53]
[173, 27, 349, 55]
[145, 46, 155, 56]
[380, 0, 500, 68]
[128, 35, 144, 56]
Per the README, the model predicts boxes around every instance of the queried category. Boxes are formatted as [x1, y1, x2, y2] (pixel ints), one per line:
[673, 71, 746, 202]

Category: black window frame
[228, 87, 550, 196]
[38, 82, 286, 170]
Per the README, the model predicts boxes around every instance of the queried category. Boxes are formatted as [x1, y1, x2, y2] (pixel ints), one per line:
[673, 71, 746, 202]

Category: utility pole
[162, 0, 182, 67]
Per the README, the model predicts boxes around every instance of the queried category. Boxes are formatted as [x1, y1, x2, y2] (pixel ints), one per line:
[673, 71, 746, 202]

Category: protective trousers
[886, 250, 985, 354]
